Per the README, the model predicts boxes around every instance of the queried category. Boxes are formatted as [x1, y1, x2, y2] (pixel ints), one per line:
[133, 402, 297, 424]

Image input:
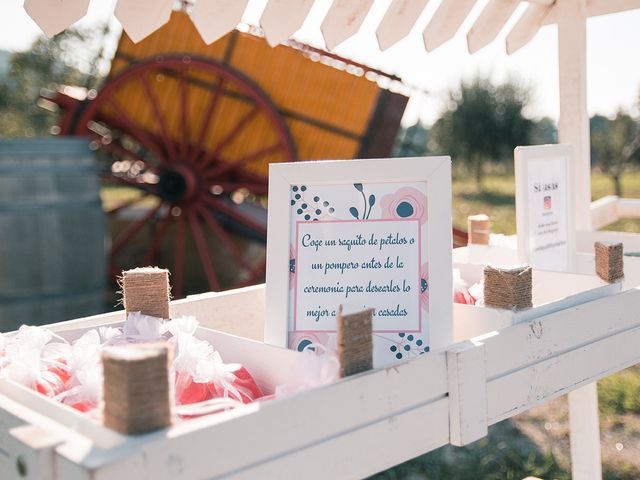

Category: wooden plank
[225, 399, 450, 480]
[260, 0, 315, 47]
[466, 0, 520, 54]
[568, 384, 603, 480]
[376, 0, 429, 51]
[422, 0, 477, 51]
[543, 0, 640, 24]
[481, 288, 640, 379]
[320, 0, 375, 51]
[447, 341, 487, 446]
[590, 195, 620, 230]
[487, 316, 640, 423]
[506, 3, 552, 54]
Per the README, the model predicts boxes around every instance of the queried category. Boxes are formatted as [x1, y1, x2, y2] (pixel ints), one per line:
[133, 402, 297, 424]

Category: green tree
[590, 110, 640, 196]
[430, 77, 533, 189]
[0, 27, 105, 137]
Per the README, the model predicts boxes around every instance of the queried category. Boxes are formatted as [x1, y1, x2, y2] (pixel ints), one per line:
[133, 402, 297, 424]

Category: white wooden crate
[1, 275, 639, 479]
[453, 260, 621, 340]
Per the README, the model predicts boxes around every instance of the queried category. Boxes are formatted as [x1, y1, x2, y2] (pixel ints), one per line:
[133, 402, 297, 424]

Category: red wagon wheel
[66, 55, 296, 298]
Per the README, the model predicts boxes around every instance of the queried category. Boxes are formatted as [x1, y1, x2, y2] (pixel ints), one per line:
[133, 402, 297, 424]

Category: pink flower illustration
[420, 262, 429, 312]
[289, 332, 332, 353]
[380, 187, 427, 225]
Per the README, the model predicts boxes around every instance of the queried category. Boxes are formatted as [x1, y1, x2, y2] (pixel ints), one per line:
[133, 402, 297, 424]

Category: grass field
[451, 170, 640, 234]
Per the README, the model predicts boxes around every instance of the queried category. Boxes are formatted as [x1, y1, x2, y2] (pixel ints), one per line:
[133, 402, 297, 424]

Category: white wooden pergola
[15, 1, 640, 479]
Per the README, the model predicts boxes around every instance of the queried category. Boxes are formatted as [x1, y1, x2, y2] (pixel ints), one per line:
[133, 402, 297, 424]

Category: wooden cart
[49, 11, 408, 297]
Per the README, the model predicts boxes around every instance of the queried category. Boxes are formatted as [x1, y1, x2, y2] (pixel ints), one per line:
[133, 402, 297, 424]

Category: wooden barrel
[0, 138, 106, 331]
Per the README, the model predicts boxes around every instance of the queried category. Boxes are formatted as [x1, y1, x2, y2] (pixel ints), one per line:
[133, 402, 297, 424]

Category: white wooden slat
[320, 0, 375, 51]
[23, 0, 90, 38]
[6, 426, 65, 480]
[376, 0, 430, 51]
[225, 400, 450, 480]
[114, 0, 174, 43]
[171, 284, 266, 340]
[447, 341, 487, 446]
[260, 0, 315, 47]
[557, 0, 591, 231]
[568, 384, 603, 480]
[587, 0, 640, 16]
[487, 317, 640, 423]
[545, 0, 640, 23]
[590, 195, 620, 229]
[53, 352, 448, 479]
[422, 0, 478, 51]
[618, 198, 640, 218]
[505, 3, 552, 54]
[190, 0, 249, 45]
[467, 0, 521, 54]
[481, 288, 640, 380]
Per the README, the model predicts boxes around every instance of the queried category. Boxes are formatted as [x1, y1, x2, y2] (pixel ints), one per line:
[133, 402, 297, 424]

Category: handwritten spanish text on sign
[293, 219, 421, 333]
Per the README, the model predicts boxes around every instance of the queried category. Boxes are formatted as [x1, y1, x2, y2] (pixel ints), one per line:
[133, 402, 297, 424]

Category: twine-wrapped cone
[483, 264, 533, 310]
[102, 344, 171, 435]
[595, 241, 624, 283]
[121, 267, 170, 319]
[468, 214, 490, 245]
[337, 305, 374, 377]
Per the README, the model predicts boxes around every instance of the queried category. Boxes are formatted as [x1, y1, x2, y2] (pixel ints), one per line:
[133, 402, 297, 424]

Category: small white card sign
[515, 144, 575, 271]
[265, 157, 452, 368]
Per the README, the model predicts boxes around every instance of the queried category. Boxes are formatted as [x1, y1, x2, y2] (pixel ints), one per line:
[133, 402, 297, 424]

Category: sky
[1, 0, 639, 126]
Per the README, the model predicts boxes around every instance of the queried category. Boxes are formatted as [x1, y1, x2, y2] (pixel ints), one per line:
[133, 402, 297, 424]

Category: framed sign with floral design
[265, 157, 452, 367]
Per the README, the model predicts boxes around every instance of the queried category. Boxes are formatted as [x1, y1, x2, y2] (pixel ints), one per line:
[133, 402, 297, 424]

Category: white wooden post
[557, 1, 602, 479]
[557, 0, 591, 231]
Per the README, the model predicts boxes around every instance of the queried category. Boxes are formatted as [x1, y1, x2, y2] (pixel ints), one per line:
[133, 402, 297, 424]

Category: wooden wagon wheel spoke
[202, 196, 267, 238]
[204, 143, 282, 180]
[188, 78, 226, 164]
[199, 104, 260, 169]
[97, 135, 154, 168]
[105, 97, 167, 163]
[99, 173, 156, 192]
[69, 55, 296, 296]
[139, 73, 178, 161]
[178, 69, 190, 161]
[196, 204, 256, 275]
[106, 192, 153, 215]
[173, 213, 187, 299]
[187, 209, 221, 292]
[111, 204, 162, 256]
[205, 180, 268, 196]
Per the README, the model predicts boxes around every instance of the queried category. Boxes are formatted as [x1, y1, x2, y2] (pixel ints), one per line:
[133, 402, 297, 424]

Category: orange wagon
[50, 11, 409, 297]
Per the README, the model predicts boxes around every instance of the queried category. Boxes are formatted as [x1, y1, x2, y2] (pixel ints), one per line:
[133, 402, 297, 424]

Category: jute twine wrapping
[121, 267, 170, 319]
[102, 344, 171, 435]
[468, 214, 491, 245]
[483, 264, 533, 310]
[337, 306, 374, 378]
[595, 241, 624, 283]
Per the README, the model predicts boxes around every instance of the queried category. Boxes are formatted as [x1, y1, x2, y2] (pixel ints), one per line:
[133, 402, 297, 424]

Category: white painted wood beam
[557, 0, 591, 230]
[543, 0, 640, 24]
[506, 3, 553, 54]
[467, 0, 521, 54]
[423, 0, 477, 51]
